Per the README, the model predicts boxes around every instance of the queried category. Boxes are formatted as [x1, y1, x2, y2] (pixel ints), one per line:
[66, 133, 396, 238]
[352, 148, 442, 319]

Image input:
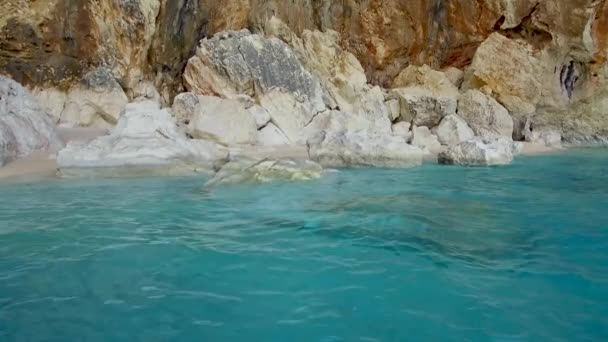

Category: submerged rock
[57, 101, 227, 176]
[206, 158, 324, 186]
[0, 76, 62, 166]
[439, 137, 514, 166]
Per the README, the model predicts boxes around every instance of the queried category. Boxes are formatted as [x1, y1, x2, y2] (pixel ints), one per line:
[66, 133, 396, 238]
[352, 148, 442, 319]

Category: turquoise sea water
[1, 149, 608, 341]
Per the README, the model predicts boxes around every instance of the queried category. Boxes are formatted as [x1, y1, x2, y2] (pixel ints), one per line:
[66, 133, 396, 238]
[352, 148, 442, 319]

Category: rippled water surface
[1, 149, 608, 341]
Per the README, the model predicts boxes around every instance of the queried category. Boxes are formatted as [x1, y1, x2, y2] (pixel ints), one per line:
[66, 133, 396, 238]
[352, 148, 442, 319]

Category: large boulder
[184, 30, 325, 108]
[390, 87, 457, 128]
[434, 115, 475, 146]
[308, 130, 424, 169]
[457, 90, 514, 139]
[61, 68, 129, 128]
[206, 158, 324, 186]
[263, 17, 369, 115]
[438, 137, 514, 166]
[171, 92, 200, 126]
[184, 30, 328, 143]
[187, 96, 258, 145]
[392, 65, 459, 97]
[411, 126, 443, 155]
[57, 101, 227, 176]
[0, 76, 62, 166]
[526, 129, 562, 147]
[308, 113, 425, 168]
[258, 123, 290, 146]
[462, 33, 542, 109]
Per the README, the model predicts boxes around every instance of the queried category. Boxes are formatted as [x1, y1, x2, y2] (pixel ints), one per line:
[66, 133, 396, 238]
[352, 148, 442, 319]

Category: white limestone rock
[308, 128, 425, 168]
[411, 126, 443, 155]
[57, 101, 227, 175]
[248, 105, 272, 129]
[392, 121, 412, 141]
[171, 92, 199, 126]
[457, 90, 514, 139]
[0, 76, 63, 166]
[526, 129, 562, 147]
[390, 87, 457, 128]
[258, 123, 290, 146]
[433, 115, 475, 146]
[61, 68, 129, 128]
[187, 96, 258, 145]
[439, 137, 514, 166]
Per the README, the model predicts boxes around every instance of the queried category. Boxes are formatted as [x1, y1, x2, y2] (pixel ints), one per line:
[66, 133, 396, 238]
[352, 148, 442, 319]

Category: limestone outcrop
[434, 115, 475, 146]
[439, 137, 514, 166]
[57, 101, 227, 176]
[187, 96, 258, 145]
[1, 0, 608, 172]
[457, 90, 514, 139]
[0, 76, 62, 166]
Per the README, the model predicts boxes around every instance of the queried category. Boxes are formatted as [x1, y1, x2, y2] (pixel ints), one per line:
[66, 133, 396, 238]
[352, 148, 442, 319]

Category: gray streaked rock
[171, 92, 200, 126]
[0, 76, 63, 166]
[390, 87, 457, 128]
[457, 90, 514, 139]
[439, 137, 514, 166]
[258, 123, 290, 146]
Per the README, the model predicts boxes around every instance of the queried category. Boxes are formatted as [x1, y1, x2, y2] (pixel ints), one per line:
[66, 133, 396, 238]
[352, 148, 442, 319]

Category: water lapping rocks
[1, 4, 607, 176]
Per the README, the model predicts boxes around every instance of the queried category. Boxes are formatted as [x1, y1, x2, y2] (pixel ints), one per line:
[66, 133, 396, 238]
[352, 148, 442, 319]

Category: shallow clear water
[1, 150, 608, 341]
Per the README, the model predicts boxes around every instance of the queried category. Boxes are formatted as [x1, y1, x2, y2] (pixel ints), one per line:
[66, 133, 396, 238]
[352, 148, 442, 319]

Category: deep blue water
[1, 149, 608, 341]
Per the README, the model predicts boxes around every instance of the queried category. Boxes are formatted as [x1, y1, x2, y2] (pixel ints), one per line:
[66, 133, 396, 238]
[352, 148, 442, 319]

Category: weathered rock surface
[2, 0, 608, 156]
[411, 126, 443, 156]
[206, 158, 324, 186]
[0, 76, 62, 166]
[392, 65, 459, 98]
[392, 121, 412, 141]
[171, 92, 199, 126]
[390, 88, 457, 128]
[258, 123, 290, 146]
[439, 137, 514, 166]
[57, 101, 227, 175]
[184, 30, 324, 106]
[526, 129, 563, 147]
[457, 90, 514, 139]
[308, 128, 424, 169]
[187, 96, 258, 145]
[434, 115, 475, 146]
[61, 68, 129, 128]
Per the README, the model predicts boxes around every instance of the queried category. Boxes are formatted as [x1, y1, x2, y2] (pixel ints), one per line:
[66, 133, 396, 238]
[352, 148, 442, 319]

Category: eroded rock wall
[0, 0, 606, 135]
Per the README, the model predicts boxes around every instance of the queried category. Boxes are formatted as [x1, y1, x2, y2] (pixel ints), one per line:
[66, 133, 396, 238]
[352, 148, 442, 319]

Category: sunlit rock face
[1, 0, 606, 138]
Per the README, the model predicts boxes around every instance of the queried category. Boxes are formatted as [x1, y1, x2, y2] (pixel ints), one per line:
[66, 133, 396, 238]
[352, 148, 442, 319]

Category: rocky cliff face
[1, 0, 607, 138]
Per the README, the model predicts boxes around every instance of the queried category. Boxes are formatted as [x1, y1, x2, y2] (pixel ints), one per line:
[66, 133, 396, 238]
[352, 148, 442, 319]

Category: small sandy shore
[518, 142, 565, 156]
[0, 133, 568, 184]
[0, 127, 107, 183]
